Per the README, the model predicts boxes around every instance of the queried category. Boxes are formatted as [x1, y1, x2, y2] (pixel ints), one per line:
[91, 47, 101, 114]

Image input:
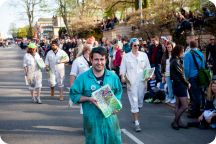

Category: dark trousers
[189, 77, 202, 115]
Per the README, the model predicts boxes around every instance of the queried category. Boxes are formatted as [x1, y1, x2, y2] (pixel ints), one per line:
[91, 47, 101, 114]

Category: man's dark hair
[90, 46, 108, 59]
[112, 39, 118, 45]
[51, 40, 59, 46]
[122, 36, 128, 42]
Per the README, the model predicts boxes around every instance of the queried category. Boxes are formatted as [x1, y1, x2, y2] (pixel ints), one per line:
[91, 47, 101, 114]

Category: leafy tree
[8, 23, 18, 38]
[17, 27, 28, 38]
[16, 0, 47, 39]
[55, 0, 77, 37]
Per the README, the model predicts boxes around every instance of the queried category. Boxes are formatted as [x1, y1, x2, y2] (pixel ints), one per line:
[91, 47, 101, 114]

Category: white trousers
[127, 82, 146, 113]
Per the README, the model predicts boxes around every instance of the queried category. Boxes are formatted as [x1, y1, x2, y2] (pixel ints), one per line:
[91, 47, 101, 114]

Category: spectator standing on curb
[170, 45, 191, 130]
[206, 36, 216, 75]
[120, 38, 151, 132]
[184, 41, 205, 118]
[70, 47, 122, 144]
[45, 40, 69, 101]
[161, 41, 175, 104]
[148, 36, 163, 83]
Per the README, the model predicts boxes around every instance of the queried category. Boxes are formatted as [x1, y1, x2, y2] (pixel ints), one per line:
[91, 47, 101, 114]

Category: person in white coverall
[69, 44, 92, 113]
[23, 43, 44, 104]
[45, 40, 69, 101]
[120, 38, 151, 132]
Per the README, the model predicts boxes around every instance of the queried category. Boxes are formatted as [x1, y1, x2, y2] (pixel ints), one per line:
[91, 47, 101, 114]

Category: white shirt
[70, 55, 90, 77]
[120, 51, 151, 85]
[45, 49, 69, 73]
[23, 53, 41, 71]
[165, 56, 171, 76]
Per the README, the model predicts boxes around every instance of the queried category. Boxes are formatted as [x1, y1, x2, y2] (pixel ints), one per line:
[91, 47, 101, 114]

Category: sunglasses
[133, 44, 140, 47]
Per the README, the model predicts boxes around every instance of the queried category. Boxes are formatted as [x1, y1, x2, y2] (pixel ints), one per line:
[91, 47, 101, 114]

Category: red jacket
[113, 49, 123, 67]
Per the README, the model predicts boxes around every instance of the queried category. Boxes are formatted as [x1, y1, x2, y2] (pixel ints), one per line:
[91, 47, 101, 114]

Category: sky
[0, 0, 54, 38]
[0, 0, 16, 38]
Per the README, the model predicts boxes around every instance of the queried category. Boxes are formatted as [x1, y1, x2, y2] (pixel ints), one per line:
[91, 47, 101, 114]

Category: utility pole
[139, 0, 143, 25]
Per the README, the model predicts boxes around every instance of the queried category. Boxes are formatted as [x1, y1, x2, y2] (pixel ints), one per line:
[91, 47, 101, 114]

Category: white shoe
[32, 97, 37, 103]
[170, 99, 176, 104]
[135, 124, 141, 132]
[165, 98, 171, 103]
[36, 97, 42, 104]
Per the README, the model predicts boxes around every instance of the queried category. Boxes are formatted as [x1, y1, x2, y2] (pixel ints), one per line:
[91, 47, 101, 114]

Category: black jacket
[205, 98, 216, 111]
[170, 56, 189, 87]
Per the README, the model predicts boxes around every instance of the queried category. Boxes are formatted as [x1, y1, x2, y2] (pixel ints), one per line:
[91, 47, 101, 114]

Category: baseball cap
[28, 43, 37, 49]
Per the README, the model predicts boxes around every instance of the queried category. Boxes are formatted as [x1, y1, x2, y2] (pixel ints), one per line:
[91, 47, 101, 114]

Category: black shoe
[171, 122, 179, 130]
[187, 113, 199, 119]
[178, 123, 188, 129]
[187, 122, 200, 127]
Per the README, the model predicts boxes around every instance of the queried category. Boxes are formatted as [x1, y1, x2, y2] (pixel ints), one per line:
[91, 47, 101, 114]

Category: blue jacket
[184, 49, 205, 79]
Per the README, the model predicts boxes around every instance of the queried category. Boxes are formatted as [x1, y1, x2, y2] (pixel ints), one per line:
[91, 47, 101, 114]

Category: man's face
[51, 44, 58, 51]
[91, 53, 106, 72]
[151, 38, 158, 45]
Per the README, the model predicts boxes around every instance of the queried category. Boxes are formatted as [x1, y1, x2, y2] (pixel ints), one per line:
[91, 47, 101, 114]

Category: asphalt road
[0, 45, 215, 144]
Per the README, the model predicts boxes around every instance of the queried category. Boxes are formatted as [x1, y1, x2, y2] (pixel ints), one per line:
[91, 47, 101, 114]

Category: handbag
[190, 50, 211, 87]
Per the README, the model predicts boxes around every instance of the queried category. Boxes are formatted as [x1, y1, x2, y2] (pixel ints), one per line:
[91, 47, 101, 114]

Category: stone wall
[103, 25, 213, 49]
[103, 25, 131, 41]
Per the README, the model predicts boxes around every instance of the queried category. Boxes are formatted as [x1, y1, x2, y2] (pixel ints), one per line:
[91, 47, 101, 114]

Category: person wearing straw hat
[23, 43, 44, 104]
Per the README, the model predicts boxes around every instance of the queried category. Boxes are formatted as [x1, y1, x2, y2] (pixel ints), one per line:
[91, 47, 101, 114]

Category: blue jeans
[165, 76, 174, 100]
[189, 77, 202, 115]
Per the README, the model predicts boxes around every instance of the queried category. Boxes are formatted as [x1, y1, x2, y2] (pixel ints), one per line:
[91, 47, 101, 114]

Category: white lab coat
[70, 55, 90, 114]
[23, 53, 42, 90]
[45, 49, 69, 87]
[120, 51, 150, 113]
[70, 55, 90, 77]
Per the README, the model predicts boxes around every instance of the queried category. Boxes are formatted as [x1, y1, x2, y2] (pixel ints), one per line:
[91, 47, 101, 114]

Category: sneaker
[37, 97, 42, 104]
[32, 97, 37, 103]
[145, 98, 153, 103]
[153, 99, 161, 104]
[170, 99, 176, 104]
[135, 124, 141, 132]
[165, 98, 171, 103]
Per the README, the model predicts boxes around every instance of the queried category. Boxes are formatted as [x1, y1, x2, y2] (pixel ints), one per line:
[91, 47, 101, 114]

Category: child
[144, 74, 166, 103]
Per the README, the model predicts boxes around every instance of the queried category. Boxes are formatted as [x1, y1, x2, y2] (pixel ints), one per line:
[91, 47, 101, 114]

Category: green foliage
[17, 27, 28, 39]
[75, 27, 103, 40]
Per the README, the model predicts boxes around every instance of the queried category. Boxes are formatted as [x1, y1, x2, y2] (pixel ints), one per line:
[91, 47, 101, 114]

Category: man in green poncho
[70, 47, 122, 144]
